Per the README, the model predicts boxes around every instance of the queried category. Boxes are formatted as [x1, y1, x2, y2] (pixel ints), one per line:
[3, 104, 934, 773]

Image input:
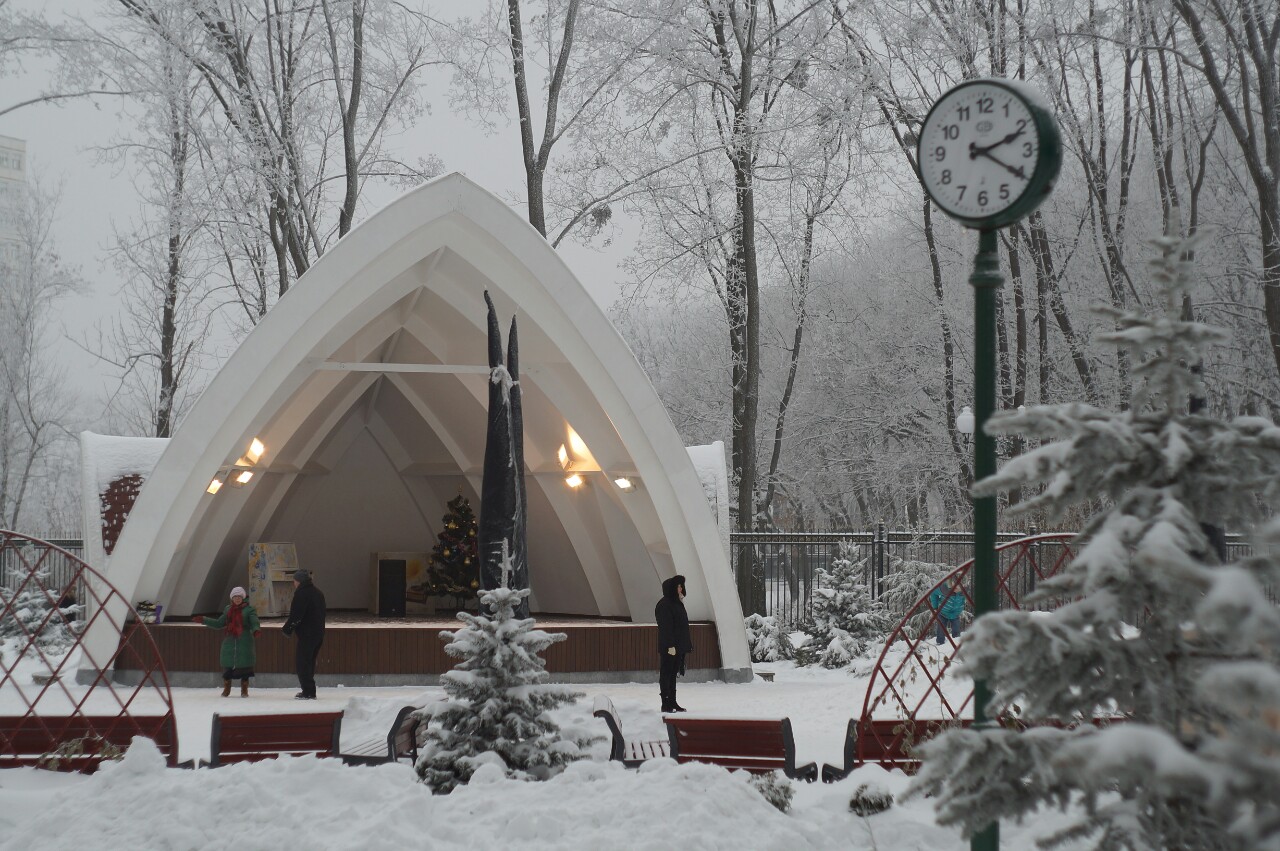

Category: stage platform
[113, 612, 732, 687]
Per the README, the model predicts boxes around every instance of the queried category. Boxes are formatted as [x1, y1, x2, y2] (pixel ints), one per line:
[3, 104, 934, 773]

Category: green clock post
[916, 77, 1061, 851]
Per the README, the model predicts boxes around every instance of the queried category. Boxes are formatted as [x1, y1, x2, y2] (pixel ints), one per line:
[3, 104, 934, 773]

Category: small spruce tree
[910, 239, 1280, 850]
[0, 569, 81, 661]
[417, 545, 585, 794]
[805, 542, 890, 667]
[743, 613, 795, 662]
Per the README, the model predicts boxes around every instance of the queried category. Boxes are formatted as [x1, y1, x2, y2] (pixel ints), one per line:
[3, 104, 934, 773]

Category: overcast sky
[0, 0, 634, 430]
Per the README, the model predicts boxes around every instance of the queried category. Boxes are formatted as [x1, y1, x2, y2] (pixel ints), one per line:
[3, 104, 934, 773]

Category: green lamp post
[916, 77, 1061, 851]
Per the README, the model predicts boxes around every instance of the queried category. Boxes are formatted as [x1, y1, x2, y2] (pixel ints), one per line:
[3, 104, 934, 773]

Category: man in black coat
[282, 569, 326, 700]
[655, 574, 693, 713]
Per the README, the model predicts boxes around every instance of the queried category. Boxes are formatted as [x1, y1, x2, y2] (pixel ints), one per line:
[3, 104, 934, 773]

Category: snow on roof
[81, 431, 170, 493]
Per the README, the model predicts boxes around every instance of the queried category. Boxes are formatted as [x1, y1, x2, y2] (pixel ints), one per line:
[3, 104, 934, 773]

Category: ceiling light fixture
[565, 473, 584, 489]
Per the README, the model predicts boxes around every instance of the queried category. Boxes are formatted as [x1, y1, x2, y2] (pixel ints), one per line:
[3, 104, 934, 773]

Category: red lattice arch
[0, 530, 175, 770]
[857, 533, 1075, 769]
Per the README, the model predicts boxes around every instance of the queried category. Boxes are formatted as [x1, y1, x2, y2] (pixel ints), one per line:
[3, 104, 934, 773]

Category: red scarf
[225, 602, 245, 637]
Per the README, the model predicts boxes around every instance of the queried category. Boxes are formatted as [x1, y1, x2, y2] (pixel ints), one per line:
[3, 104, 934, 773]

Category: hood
[661, 574, 686, 600]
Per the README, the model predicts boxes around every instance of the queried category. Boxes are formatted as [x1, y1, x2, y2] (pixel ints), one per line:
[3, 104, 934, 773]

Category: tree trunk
[923, 199, 971, 492]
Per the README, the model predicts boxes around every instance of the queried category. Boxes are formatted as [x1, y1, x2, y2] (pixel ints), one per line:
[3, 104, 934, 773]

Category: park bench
[826, 716, 1130, 780]
[341, 705, 422, 766]
[828, 717, 969, 777]
[592, 695, 668, 767]
[0, 714, 178, 772]
[207, 711, 343, 767]
[663, 715, 817, 782]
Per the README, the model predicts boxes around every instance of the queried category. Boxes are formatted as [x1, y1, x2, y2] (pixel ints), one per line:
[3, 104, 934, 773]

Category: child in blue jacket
[929, 585, 965, 644]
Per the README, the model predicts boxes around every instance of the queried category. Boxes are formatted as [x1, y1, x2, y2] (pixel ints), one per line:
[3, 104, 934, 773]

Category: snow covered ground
[0, 663, 1085, 850]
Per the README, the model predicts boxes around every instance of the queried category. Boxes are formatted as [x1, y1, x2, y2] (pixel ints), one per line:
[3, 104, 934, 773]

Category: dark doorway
[376, 559, 406, 617]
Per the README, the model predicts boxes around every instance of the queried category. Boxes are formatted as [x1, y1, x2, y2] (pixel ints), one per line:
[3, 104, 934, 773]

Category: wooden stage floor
[115, 612, 724, 686]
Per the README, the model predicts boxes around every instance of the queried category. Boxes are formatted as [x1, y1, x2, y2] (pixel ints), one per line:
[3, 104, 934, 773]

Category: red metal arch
[0, 530, 175, 770]
[857, 533, 1075, 769]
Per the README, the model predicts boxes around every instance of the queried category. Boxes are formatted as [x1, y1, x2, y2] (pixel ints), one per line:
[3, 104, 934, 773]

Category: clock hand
[969, 128, 1025, 157]
[975, 148, 1028, 180]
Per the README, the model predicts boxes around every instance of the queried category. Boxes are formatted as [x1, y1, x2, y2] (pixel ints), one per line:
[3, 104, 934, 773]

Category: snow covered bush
[417, 581, 589, 794]
[743, 613, 794, 662]
[848, 781, 894, 816]
[878, 558, 951, 641]
[747, 770, 794, 813]
[910, 238, 1280, 851]
[804, 542, 890, 667]
[0, 569, 81, 662]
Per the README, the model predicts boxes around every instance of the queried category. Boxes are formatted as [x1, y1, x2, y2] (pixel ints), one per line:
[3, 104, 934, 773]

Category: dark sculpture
[478, 290, 529, 617]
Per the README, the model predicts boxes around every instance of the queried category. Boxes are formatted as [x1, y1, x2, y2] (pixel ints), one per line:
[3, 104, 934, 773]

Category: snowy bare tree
[0, 0, 123, 119]
[91, 6, 217, 437]
[113, 0, 443, 320]
[0, 177, 83, 529]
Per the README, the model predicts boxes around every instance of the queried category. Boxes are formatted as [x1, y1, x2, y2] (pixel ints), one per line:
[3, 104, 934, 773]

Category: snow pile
[0, 668, 1107, 849]
[1, 739, 842, 851]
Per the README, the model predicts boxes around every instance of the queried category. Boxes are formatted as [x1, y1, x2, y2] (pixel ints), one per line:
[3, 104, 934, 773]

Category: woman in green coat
[193, 587, 260, 697]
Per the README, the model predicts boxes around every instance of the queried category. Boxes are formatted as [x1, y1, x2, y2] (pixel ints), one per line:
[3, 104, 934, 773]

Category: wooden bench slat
[340, 705, 421, 766]
[593, 695, 667, 768]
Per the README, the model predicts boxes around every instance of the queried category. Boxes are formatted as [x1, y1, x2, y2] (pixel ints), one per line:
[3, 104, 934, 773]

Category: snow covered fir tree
[416, 547, 588, 793]
[743, 613, 795, 662]
[804, 542, 889, 668]
[427, 494, 479, 606]
[911, 239, 1280, 850]
[0, 568, 81, 661]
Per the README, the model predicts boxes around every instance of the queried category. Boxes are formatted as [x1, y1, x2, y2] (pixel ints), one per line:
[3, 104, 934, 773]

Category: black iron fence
[0, 538, 89, 610]
[730, 525, 1255, 624]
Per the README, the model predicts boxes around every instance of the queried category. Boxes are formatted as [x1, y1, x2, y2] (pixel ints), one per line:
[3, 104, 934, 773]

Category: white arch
[95, 173, 749, 677]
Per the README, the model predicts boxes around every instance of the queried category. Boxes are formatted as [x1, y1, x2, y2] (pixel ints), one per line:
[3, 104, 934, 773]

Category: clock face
[918, 79, 1057, 228]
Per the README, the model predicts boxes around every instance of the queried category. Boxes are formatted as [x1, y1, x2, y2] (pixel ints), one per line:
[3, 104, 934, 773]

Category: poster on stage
[247, 542, 299, 617]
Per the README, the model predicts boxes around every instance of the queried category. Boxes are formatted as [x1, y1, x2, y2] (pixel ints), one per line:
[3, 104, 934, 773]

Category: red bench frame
[208, 711, 343, 767]
[663, 716, 817, 782]
[0, 714, 178, 772]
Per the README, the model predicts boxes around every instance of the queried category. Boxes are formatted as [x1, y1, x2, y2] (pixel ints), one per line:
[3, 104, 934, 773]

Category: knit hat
[230, 586, 247, 600]
[293, 569, 311, 585]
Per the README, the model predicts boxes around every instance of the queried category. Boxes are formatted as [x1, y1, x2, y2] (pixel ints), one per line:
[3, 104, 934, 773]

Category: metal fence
[730, 525, 1255, 623]
[0, 538, 89, 609]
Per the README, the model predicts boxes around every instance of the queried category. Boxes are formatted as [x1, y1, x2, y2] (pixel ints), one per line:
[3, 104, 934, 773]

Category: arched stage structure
[856, 533, 1076, 771]
[0, 531, 176, 770]
[79, 172, 749, 685]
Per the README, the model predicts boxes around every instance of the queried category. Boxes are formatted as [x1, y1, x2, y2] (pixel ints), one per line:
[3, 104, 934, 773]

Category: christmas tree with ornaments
[428, 494, 479, 607]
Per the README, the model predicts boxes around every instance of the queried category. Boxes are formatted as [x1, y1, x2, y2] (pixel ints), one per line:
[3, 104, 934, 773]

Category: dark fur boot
[240, 679, 249, 698]
[221, 679, 231, 697]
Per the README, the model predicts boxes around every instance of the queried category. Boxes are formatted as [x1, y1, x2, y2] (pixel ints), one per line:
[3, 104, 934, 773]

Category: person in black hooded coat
[282, 569, 326, 699]
[655, 574, 694, 712]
